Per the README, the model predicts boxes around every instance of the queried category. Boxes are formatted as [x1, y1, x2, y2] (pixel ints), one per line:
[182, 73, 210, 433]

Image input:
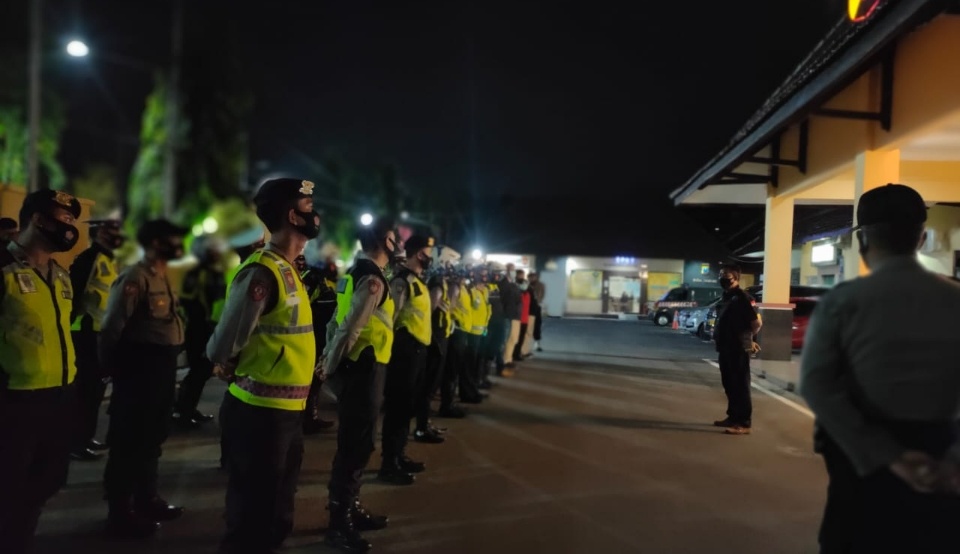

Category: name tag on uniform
[15, 272, 37, 294]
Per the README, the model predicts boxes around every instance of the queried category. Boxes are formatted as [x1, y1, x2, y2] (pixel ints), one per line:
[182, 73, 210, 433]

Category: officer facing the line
[207, 178, 320, 554]
[99, 218, 188, 538]
[379, 235, 440, 486]
[321, 217, 401, 553]
[69, 218, 125, 461]
[0, 190, 81, 554]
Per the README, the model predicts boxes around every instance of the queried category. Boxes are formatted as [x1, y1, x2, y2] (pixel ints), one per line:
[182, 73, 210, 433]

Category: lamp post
[27, 0, 42, 191]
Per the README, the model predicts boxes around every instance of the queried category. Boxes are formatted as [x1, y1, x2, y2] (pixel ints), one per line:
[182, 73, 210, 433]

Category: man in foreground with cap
[800, 183, 960, 552]
[321, 216, 401, 553]
[378, 235, 440, 486]
[207, 178, 319, 554]
[99, 218, 188, 538]
[69, 218, 126, 461]
[0, 190, 81, 553]
[173, 235, 227, 429]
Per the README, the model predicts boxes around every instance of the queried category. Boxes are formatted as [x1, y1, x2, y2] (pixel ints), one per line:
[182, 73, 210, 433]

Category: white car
[682, 298, 721, 340]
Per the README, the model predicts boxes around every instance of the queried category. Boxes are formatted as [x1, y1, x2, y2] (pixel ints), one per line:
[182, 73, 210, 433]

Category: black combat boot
[377, 457, 415, 485]
[326, 499, 372, 553]
[106, 498, 160, 539]
[352, 498, 389, 531]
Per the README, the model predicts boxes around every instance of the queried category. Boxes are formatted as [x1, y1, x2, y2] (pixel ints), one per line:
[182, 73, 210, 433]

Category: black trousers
[219, 393, 304, 554]
[533, 310, 543, 341]
[72, 330, 106, 449]
[175, 321, 215, 415]
[818, 425, 960, 553]
[328, 347, 385, 502]
[513, 323, 529, 361]
[0, 385, 76, 554]
[461, 333, 482, 401]
[103, 343, 179, 507]
[381, 330, 427, 460]
[417, 336, 448, 429]
[441, 331, 469, 409]
[717, 347, 752, 424]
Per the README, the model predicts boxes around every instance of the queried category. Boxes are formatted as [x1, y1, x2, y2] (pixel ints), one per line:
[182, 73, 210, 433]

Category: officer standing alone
[378, 235, 439, 486]
[69, 219, 125, 461]
[207, 178, 320, 553]
[0, 190, 81, 554]
[99, 219, 188, 538]
[321, 217, 401, 553]
[800, 184, 960, 552]
[711, 264, 761, 436]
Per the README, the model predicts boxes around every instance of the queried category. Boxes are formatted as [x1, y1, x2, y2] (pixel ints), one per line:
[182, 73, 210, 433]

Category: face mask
[105, 235, 125, 250]
[38, 215, 79, 252]
[417, 253, 433, 271]
[718, 277, 733, 290]
[519, 282, 529, 291]
[292, 209, 321, 239]
[156, 239, 184, 261]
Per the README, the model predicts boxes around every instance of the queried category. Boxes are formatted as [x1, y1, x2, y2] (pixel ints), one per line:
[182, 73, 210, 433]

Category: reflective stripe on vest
[335, 261, 395, 364]
[70, 250, 118, 332]
[395, 272, 431, 346]
[228, 250, 315, 411]
[1, 257, 77, 390]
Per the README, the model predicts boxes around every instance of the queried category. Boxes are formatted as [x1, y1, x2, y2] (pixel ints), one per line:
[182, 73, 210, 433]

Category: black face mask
[39, 215, 79, 252]
[417, 253, 433, 272]
[292, 209, 321, 239]
[718, 277, 734, 290]
[156, 239, 184, 261]
[104, 235, 125, 250]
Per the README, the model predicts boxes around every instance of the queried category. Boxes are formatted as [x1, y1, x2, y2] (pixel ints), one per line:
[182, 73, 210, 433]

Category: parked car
[649, 285, 722, 326]
[683, 297, 721, 339]
[746, 285, 829, 350]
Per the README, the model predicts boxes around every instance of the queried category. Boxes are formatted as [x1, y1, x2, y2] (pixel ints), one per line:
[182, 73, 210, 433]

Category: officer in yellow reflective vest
[206, 178, 319, 554]
[173, 235, 226, 428]
[377, 235, 439, 486]
[68, 219, 124, 461]
[459, 267, 489, 403]
[432, 262, 466, 419]
[320, 216, 401, 553]
[0, 190, 81, 554]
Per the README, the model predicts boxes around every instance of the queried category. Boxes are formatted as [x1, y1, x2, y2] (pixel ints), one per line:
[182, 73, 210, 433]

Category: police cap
[404, 235, 435, 257]
[20, 189, 82, 224]
[855, 184, 927, 229]
[87, 219, 122, 231]
[136, 219, 189, 247]
[253, 178, 314, 211]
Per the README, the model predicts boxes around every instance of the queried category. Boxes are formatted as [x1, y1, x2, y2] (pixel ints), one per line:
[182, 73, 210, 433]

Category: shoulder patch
[123, 281, 139, 296]
[249, 279, 268, 302]
[368, 278, 382, 293]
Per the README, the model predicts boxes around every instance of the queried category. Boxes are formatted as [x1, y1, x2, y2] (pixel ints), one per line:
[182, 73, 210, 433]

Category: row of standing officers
[0, 179, 524, 554]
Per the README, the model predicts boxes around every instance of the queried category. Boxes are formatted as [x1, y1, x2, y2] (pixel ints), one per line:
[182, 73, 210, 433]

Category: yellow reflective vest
[0, 250, 77, 390]
[70, 248, 118, 332]
[335, 259, 395, 364]
[394, 269, 431, 347]
[467, 285, 490, 336]
[228, 250, 315, 411]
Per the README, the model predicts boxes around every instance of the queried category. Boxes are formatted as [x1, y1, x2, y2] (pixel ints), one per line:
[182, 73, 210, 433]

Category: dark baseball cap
[854, 184, 927, 229]
[404, 235, 435, 256]
[20, 189, 82, 223]
[136, 218, 189, 247]
[253, 178, 315, 210]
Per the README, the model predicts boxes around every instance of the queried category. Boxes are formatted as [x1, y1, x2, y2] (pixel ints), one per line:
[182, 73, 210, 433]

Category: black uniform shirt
[714, 287, 758, 351]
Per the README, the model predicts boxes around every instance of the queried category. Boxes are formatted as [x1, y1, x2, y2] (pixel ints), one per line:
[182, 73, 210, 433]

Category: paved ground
[36, 318, 827, 554]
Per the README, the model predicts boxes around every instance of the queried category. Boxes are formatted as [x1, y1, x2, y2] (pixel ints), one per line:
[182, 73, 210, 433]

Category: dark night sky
[4, 0, 848, 258]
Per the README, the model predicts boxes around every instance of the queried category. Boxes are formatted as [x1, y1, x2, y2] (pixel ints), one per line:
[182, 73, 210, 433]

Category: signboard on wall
[568, 270, 603, 299]
[647, 272, 682, 302]
[683, 261, 721, 288]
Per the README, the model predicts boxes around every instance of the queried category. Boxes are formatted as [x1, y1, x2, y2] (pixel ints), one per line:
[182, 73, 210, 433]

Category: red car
[746, 286, 828, 351]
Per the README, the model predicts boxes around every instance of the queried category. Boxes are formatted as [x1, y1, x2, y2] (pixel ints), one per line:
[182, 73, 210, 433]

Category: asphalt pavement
[36, 318, 827, 554]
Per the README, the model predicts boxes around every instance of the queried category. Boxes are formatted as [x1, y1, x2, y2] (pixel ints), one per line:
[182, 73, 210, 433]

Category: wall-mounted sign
[684, 261, 721, 288]
[848, 0, 881, 22]
[812, 243, 837, 264]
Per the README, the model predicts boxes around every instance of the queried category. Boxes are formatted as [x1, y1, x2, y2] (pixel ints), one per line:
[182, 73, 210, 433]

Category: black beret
[855, 184, 927, 228]
[253, 178, 315, 210]
[20, 190, 82, 222]
[136, 219, 189, 247]
[404, 235, 435, 256]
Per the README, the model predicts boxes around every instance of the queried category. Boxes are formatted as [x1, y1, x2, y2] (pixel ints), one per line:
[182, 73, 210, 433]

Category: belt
[234, 376, 311, 400]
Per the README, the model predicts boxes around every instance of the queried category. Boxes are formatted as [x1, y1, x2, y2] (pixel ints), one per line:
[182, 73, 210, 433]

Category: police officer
[206, 178, 319, 554]
[420, 253, 466, 422]
[0, 190, 81, 554]
[69, 219, 125, 461]
[99, 218, 188, 538]
[296, 254, 336, 434]
[377, 235, 439, 485]
[173, 235, 226, 428]
[440, 268, 472, 410]
[321, 217, 401, 553]
[800, 184, 960, 552]
[711, 263, 761, 436]
[459, 268, 487, 403]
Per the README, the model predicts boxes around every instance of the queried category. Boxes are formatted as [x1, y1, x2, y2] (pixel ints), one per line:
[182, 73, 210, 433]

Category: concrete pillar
[759, 192, 795, 361]
[847, 149, 902, 278]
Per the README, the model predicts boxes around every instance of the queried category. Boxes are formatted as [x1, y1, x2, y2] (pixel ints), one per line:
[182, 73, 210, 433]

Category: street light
[66, 40, 89, 57]
[471, 248, 483, 261]
[360, 213, 374, 226]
